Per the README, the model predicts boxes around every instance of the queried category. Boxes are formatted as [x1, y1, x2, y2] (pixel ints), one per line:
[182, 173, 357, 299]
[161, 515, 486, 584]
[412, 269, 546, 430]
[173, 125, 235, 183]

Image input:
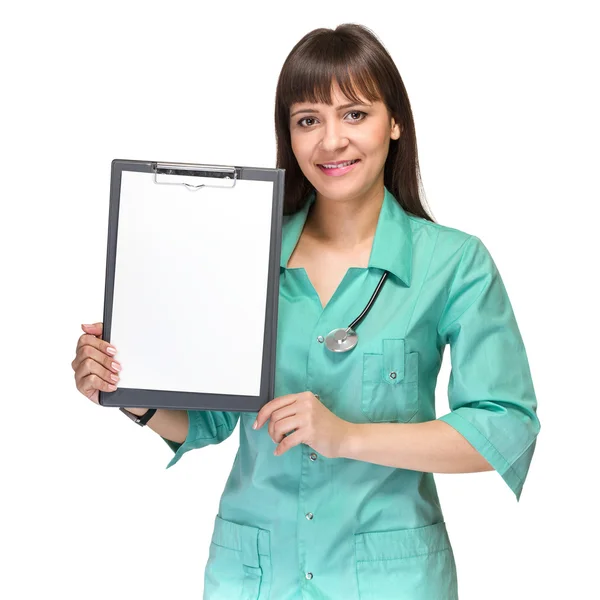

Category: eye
[347, 110, 367, 122]
[297, 117, 317, 128]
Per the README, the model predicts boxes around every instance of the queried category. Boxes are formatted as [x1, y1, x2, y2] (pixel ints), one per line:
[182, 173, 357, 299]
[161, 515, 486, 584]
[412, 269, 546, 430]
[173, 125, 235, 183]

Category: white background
[2, 1, 598, 598]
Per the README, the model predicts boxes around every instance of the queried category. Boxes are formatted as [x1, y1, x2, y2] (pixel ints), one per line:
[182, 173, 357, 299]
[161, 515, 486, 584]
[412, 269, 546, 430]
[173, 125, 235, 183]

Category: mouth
[316, 158, 361, 176]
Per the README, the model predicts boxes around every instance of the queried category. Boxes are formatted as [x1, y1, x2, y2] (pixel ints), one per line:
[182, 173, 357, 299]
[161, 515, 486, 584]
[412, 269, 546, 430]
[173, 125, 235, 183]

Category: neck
[305, 183, 385, 250]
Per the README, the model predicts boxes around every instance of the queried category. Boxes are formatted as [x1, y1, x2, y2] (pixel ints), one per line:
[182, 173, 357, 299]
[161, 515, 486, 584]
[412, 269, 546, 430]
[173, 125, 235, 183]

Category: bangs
[280, 46, 384, 112]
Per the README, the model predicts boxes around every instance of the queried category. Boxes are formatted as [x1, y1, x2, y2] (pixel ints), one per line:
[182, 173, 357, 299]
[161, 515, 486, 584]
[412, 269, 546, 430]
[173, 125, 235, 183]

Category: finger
[274, 428, 302, 456]
[272, 415, 302, 444]
[80, 322, 103, 339]
[75, 329, 117, 363]
[72, 343, 121, 378]
[267, 404, 298, 439]
[255, 394, 297, 429]
[75, 357, 118, 397]
[76, 323, 103, 354]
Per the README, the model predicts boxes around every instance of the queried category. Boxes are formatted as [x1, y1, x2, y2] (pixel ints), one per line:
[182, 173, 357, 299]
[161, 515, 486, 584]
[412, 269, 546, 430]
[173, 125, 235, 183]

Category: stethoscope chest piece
[325, 327, 358, 352]
[322, 269, 390, 353]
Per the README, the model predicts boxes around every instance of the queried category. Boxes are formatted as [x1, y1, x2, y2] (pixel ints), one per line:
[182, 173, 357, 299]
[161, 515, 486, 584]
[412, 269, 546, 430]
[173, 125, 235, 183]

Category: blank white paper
[109, 170, 274, 398]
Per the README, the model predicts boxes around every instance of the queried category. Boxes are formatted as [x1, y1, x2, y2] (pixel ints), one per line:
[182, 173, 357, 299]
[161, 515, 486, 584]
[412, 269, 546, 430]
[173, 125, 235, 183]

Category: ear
[390, 118, 401, 140]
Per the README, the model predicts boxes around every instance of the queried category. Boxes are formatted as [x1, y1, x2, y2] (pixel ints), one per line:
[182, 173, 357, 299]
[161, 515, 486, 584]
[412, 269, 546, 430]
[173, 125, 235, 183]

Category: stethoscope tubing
[348, 270, 389, 330]
[324, 270, 389, 352]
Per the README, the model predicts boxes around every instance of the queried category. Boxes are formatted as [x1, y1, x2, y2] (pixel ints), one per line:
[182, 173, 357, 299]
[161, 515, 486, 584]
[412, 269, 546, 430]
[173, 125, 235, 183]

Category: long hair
[274, 23, 435, 222]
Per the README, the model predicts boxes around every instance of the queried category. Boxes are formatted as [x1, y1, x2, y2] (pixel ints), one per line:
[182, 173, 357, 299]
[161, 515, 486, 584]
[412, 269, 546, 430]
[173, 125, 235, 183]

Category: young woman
[73, 23, 540, 600]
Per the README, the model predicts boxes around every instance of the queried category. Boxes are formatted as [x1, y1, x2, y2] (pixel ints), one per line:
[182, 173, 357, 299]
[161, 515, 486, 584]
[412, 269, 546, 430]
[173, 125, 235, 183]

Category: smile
[317, 159, 360, 176]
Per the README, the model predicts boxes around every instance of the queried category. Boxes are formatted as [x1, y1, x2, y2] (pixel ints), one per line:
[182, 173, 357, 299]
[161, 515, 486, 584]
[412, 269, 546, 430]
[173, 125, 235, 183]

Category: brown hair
[274, 23, 435, 222]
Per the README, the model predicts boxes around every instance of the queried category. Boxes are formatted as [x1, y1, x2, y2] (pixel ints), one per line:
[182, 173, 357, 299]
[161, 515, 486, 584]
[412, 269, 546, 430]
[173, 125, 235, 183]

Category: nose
[319, 120, 349, 153]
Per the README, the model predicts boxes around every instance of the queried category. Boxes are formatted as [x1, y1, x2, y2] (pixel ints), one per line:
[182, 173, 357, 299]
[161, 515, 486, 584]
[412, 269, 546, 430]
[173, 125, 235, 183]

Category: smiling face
[289, 79, 401, 202]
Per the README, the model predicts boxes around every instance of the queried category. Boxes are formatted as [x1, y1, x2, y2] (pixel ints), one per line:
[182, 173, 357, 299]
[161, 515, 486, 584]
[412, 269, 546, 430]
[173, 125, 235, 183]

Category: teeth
[321, 159, 358, 169]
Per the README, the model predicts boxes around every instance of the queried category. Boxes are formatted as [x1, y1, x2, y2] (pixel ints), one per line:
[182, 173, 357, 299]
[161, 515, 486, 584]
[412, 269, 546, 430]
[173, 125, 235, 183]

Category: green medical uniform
[162, 186, 540, 599]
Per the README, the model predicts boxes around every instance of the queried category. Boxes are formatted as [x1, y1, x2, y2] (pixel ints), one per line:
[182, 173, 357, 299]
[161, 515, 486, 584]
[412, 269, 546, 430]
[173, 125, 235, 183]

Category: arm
[125, 407, 188, 447]
[339, 420, 494, 473]
[125, 406, 241, 468]
[436, 235, 540, 500]
[343, 235, 540, 502]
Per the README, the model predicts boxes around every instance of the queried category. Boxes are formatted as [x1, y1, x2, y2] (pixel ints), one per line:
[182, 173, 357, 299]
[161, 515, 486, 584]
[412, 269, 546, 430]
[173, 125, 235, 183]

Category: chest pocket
[362, 338, 419, 423]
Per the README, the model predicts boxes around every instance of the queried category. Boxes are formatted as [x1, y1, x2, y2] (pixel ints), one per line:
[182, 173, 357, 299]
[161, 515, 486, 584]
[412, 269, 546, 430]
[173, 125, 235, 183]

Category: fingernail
[110, 374, 119, 382]
[107, 346, 117, 356]
[252, 420, 257, 429]
[112, 362, 121, 371]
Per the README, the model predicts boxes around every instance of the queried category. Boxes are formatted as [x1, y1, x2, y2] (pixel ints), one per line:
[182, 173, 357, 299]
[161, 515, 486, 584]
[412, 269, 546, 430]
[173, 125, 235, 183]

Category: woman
[72, 24, 540, 599]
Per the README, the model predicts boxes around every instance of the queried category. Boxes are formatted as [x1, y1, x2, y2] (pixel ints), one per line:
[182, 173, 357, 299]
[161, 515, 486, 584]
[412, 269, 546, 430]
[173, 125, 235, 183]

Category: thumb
[82, 322, 103, 333]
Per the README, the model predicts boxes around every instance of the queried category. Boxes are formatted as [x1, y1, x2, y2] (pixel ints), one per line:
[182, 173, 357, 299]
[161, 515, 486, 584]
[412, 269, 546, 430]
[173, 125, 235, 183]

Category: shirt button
[305, 512, 313, 520]
[317, 336, 324, 343]
[309, 452, 318, 461]
[305, 572, 313, 580]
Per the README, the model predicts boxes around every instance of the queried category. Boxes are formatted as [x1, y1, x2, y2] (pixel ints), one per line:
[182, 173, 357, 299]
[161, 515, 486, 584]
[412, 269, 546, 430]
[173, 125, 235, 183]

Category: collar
[280, 186, 413, 287]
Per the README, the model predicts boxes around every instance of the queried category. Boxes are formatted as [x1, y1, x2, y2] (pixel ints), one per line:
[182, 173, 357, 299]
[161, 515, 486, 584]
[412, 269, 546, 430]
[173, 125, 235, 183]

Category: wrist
[123, 407, 149, 417]
[338, 422, 361, 459]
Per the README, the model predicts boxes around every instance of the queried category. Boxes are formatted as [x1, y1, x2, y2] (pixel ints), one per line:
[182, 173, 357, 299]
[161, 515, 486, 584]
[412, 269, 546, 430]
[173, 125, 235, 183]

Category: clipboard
[98, 159, 285, 413]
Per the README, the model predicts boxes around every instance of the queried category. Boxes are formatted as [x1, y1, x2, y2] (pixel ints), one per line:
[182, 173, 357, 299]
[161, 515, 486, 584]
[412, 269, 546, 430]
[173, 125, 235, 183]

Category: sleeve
[161, 409, 241, 469]
[436, 235, 540, 502]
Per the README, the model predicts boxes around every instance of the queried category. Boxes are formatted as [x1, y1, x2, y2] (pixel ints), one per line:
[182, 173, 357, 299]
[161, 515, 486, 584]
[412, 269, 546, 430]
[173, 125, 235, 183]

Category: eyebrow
[290, 102, 372, 118]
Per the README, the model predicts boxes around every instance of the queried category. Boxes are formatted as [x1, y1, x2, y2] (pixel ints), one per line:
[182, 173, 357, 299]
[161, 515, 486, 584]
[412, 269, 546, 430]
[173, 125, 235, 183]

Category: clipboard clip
[153, 162, 237, 191]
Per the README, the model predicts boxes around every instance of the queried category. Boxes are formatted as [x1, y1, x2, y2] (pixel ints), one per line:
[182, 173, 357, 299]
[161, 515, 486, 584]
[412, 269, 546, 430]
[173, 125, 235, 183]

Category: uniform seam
[510, 436, 537, 467]
[436, 234, 476, 337]
[354, 536, 361, 594]
[501, 437, 537, 487]
[442, 411, 519, 483]
[406, 214, 472, 237]
[405, 228, 442, 334]
[209, 540, 270, 557]
[356, 546, 451, 562]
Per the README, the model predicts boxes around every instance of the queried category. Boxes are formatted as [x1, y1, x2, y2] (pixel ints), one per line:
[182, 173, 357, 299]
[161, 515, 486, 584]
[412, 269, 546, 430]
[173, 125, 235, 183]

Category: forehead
[289, 78, 381, 110]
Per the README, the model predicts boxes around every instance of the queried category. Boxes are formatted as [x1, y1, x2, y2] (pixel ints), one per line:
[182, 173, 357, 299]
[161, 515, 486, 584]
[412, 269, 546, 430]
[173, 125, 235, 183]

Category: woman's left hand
[253, 391, 352, 459]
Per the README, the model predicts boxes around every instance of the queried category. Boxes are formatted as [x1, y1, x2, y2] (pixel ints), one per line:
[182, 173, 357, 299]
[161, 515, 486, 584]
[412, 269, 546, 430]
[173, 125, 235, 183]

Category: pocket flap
[355, 521, 451, 562]
[212, 514, 271, 567]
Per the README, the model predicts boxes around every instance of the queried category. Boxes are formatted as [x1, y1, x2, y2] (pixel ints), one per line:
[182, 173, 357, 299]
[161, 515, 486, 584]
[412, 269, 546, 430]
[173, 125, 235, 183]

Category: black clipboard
[98, 159, 285, 413]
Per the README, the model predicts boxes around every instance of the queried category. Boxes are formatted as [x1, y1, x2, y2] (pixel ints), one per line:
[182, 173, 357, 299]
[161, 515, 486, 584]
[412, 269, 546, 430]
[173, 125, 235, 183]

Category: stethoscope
[324, 270, 389, 352]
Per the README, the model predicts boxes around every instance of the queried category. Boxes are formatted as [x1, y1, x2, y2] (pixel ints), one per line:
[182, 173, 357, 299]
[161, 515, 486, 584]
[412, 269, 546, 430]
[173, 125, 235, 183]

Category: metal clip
[153, 162, 237, 191]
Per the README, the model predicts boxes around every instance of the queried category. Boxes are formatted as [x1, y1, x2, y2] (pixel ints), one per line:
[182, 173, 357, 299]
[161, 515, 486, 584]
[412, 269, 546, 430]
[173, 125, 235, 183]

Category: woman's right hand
[72, 322, 121, 405]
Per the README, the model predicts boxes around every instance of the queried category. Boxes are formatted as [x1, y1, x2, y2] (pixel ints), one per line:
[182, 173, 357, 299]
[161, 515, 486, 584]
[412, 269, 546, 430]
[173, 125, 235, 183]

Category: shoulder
[406, 213, 480, 258]
[404, 214, 500, 287]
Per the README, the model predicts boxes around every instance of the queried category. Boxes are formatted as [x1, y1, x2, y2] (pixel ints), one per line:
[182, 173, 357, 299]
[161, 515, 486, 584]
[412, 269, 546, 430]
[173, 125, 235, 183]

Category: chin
[317, 183, 368, 202]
